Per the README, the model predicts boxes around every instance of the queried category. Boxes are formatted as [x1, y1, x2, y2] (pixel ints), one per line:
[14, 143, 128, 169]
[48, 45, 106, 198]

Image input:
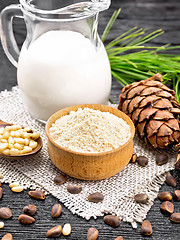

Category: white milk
[17, 31, 112, 121]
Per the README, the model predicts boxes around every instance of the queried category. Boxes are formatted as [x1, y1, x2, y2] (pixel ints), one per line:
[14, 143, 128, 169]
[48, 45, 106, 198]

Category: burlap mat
[0, 87, 176, 228]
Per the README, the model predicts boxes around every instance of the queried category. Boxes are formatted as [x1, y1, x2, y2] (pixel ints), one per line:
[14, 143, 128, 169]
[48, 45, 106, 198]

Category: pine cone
[118, 74, 180, 149]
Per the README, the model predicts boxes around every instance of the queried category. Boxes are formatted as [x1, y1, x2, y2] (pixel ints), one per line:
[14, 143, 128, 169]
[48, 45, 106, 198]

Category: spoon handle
[0, 119, 7, 124]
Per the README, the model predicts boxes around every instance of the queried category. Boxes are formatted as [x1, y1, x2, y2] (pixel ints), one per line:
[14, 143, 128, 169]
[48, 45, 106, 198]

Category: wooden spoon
[0, 120, 43, 158]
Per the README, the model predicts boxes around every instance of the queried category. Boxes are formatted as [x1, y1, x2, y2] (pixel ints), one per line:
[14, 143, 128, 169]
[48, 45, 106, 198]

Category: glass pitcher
[0, 0, 112, 122]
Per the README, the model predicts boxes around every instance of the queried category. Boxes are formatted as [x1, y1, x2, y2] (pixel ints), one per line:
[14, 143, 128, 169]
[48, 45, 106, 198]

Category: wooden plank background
[0, 0, 180, 239]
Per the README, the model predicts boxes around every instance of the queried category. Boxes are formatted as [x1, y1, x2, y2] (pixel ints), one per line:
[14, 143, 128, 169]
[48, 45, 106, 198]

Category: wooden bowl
[45, 104, 135, 180]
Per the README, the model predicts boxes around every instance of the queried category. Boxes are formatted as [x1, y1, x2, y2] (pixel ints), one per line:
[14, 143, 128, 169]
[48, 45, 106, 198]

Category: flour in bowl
[49, 108, 131, 153]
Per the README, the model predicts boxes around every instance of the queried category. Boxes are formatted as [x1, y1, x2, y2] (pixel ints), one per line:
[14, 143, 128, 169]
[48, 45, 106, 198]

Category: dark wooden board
[0, 0, 180, 239]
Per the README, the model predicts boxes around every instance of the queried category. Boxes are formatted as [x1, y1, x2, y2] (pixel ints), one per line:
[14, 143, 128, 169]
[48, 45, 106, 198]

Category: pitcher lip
[19, 0, 111, 21]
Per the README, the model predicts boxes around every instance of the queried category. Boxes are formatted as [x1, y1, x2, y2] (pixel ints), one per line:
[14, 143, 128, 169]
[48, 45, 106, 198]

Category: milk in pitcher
[17, 30, 112, 121]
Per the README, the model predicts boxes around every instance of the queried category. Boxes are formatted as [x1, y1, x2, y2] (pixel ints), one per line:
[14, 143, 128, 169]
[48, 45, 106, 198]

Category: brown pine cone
[118, 74, 180, 149]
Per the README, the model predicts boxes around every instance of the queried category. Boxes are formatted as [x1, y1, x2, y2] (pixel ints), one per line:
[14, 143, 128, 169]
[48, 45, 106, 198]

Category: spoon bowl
[0, 120, 43, 159]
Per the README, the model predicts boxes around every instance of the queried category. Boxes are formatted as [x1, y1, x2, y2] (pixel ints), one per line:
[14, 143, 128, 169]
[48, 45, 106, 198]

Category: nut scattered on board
[134, 193, 148, 204]
[46, 225, 62, 238]
[170, 213, 180, 223]
[62, 223, 71, 236]
[0, 221, 4, 228]
[104, 215, 121, 227]
[165, 172, 177, 187]
[1, 233, 13, 240]
[114, 237, 123, 240]
[51, 204, 62, 218]
[28, 190, 45, 200]
[141, 220, 153, 236]
[18, 214, 35, 224]
[67, 184, 82, 194]
[137, 156, 148, 167]
[130, 153, 137, 163]
[87, 227, 99, 240]
[156, 153, 168, 166]
[0, 187, 3, 200]
[23, 205, 37, 216]
[87, 192, 104, 203]
[160, 201, 174, 214]
[174, 190, 180, 201]
[158, 191, 172, 201]
[0, 125, 40, 156]
[0, 207, 12, 219]
[11, 186, 24, 193]
[54, 174, 67, 185]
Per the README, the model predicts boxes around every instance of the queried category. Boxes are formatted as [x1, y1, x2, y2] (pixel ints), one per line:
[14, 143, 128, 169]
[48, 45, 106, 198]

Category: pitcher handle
[0, 5, 23, 68]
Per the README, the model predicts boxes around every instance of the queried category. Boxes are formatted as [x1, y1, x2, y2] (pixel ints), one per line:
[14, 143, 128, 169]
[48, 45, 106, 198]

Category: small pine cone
[118, 74, 180, 149]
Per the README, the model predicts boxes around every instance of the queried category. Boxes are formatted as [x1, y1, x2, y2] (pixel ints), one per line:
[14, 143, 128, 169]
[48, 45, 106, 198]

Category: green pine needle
[102, 8, 180, 103]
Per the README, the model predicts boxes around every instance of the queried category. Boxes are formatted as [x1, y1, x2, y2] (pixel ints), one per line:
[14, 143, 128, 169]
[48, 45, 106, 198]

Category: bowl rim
[45, 104, 135, 157]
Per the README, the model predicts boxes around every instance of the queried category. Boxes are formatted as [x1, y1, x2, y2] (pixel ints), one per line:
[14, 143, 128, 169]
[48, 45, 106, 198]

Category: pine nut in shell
[88, 192, 104, 203]
[104, 215, 121, 227]
[46, 225, 62, 238]
[51, 204, 62, 218]
[134, 193, 148, 204]
[62, 223, 71, 236]
[87, 227, 99, 240]
[165, 172, 177, 187]
[160, 201, 174, 214]
[0, 207, 12, 219]
[174, 190, 180, 201]
[11, 186, 24, 193]
[18, 214, 35, 224]
[23, 205, 37, 216]
[158, 191, 172, 201]
[170, 213, 180, 223]
[54, 174, 67, 185]
[156, 153, 168, 166]
[137, 156, 148, 167]
[141, 220, 153, 236]
[0, 221, 4, 228]
[28, 190, 45, 200]
[1, 233, 13, 240]
[67, 184, 82, 194]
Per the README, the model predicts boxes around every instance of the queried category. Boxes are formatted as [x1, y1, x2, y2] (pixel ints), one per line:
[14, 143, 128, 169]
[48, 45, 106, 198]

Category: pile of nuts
[130, 152, 180, 236]
[0, 177, 72, 239]
[0, 149, 179, 239]
[0, 125, 40, 156]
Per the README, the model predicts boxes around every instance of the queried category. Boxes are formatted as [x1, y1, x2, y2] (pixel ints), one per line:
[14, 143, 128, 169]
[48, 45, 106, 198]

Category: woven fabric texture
[0, 87, 176, 227]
